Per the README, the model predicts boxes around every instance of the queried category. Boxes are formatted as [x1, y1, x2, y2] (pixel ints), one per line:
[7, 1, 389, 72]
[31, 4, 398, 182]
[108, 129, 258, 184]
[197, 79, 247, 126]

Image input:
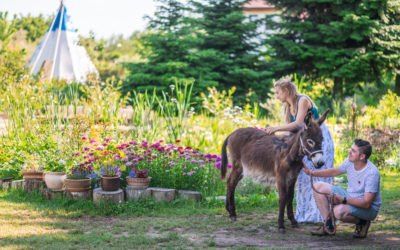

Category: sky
[0, 0, 158, 39]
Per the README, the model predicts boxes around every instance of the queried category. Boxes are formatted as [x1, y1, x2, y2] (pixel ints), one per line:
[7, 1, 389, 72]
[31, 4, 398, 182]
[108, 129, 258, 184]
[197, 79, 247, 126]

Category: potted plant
[126, 168, 151, 188]
[64, 164, 93, 192]
[43, 159, 67, 191]
[100, 163, 121, 192]
[21, 155, 44, 180]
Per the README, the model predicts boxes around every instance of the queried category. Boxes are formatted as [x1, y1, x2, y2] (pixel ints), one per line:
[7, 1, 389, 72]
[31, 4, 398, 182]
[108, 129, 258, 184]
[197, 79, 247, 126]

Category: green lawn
[0, 173, 399, 249]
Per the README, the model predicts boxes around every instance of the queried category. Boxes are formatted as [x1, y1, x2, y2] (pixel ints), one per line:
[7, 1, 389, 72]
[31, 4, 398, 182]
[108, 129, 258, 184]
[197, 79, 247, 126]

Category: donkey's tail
[221, 135, 230, 179]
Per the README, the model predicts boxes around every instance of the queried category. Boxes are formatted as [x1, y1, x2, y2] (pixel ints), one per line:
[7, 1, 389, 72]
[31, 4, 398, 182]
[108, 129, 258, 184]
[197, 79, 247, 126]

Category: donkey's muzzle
[311, 153, 325, 169]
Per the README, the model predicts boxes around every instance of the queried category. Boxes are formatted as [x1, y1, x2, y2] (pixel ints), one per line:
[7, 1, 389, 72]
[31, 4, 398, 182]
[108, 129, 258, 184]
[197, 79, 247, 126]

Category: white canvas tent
[26, 1, 98, 82]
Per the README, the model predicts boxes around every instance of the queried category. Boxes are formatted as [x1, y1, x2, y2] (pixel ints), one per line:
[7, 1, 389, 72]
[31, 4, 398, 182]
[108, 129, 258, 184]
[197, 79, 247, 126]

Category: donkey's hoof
[229, 215, 237, 221]
[279, 228, 286, 233]
[291, 223, 299, 228]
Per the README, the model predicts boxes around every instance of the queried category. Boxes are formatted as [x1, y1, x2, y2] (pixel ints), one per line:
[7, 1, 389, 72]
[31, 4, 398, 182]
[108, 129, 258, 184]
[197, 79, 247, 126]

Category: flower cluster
[129, 168, 149, 178]
[68, 165, 93, 179]
[69, 137, 126, 177]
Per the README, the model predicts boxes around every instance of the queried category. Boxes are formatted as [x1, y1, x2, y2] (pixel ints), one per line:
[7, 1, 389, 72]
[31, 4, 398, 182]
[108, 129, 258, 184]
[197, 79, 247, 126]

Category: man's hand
[330, 194, 344, 205]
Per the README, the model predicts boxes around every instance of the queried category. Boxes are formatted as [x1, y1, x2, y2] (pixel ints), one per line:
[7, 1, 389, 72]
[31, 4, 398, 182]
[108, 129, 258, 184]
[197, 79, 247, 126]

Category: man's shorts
[331, 185, 378, 221]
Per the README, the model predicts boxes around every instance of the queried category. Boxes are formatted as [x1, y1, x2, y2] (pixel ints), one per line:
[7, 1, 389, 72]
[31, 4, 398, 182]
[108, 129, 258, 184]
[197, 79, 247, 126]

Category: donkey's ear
[304, 111, 313, 128]
[317, 109, 330, 126]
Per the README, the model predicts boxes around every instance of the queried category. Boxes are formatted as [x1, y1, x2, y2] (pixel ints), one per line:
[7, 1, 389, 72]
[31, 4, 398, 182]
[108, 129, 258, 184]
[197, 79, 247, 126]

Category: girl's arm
[265, 97, 311, 134]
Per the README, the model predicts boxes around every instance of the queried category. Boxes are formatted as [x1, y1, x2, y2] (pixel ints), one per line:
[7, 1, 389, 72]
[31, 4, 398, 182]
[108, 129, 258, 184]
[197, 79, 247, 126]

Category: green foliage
[12, 13, 52, 42]
[359, 90, 400, 129]
[79, 32, 146, 80]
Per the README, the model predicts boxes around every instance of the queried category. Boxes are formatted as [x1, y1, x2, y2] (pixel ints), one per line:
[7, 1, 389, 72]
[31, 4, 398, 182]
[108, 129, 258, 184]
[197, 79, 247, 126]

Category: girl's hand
[265, 126, 279, 135]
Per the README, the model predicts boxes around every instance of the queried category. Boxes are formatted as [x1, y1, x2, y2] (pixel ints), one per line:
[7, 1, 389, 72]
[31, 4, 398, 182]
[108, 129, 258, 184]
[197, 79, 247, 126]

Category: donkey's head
[299, 109, 330, 168]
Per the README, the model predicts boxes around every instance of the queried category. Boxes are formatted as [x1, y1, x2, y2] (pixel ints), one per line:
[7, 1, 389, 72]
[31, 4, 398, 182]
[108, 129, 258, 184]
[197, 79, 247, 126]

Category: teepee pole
[50, 1, 65, 80]
[29, 3, 59, 75]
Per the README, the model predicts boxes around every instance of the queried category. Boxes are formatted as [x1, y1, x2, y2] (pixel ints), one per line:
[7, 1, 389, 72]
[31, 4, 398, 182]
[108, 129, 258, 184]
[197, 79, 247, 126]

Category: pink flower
[228, 164, 232, 168]
[90, 139, 96, 143]
[106, 138, 111, 142]
[219, 176, 224, 180]
[81, 136, 87, 140]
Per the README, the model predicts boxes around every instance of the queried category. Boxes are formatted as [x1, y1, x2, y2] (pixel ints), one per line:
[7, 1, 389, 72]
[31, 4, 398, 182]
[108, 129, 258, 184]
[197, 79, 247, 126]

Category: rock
[1, 182, 11, 190]
[10, 180, 24, 190]
[24, 179, 45, 193]
[206, 196, 226, 201]
[93, 188, 124, 205]
[177, 190, 203, 202]
[126, 186, 152, 202]
[65, 190, 92, 200]
[148, 187, 176, 203]
[43, 188, 64, 200]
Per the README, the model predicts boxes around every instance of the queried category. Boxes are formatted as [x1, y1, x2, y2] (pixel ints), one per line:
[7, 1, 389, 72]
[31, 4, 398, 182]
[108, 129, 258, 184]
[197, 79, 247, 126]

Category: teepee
[26, 1, 98, 82]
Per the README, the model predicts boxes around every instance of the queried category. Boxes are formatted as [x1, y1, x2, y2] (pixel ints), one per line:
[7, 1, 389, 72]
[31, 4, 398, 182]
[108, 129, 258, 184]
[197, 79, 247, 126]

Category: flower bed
[69, 138, 225, 195]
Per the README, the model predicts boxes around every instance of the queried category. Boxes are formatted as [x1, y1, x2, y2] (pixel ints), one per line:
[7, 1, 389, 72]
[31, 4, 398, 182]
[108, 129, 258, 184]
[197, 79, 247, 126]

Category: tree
[367, 0, 400, 95]
[189, 0, 272, 102]
[122, 0, 272, 103]
[122, 0, 200, 95]
[264, 0, 396, 99]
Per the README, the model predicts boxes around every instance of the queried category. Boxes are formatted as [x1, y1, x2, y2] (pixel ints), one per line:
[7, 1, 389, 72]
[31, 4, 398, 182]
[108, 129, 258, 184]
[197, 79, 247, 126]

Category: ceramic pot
[44, 172, 66, 190]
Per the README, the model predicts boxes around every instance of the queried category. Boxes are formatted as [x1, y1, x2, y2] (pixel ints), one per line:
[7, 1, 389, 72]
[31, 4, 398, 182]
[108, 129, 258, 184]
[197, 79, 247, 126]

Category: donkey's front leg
[277, 180, 287, 233]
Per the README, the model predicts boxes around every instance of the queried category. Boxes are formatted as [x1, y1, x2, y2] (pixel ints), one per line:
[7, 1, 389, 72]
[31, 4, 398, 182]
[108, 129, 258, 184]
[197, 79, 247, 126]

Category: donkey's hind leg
[286, 180, 298, 228]
[225, 163, 243, 221]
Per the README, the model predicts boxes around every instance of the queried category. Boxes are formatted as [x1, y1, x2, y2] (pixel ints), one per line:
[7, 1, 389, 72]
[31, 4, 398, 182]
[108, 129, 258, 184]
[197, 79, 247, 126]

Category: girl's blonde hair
[274, 79, 317, 123]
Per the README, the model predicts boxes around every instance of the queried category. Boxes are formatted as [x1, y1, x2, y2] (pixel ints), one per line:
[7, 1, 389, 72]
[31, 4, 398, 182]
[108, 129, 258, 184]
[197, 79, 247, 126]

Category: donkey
[221, 110, 330, 233]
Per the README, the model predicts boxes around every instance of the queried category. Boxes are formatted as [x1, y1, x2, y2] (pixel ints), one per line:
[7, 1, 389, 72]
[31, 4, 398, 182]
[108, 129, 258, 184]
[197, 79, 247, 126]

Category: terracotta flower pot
[64, 178, 91, 192]
[126, 176, 151, 188]
[101, 176, 120, 191]
[44, 172, 66, 191]
[22, 170, 44, 180]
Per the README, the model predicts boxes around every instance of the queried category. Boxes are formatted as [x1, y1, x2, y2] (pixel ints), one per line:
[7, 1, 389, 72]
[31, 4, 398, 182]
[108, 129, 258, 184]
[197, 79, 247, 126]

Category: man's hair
[354, 139, 372, 161]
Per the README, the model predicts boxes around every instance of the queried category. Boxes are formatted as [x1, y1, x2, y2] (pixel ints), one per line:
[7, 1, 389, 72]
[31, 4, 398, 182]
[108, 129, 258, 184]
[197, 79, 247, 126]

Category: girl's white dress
[295, 123, 334, 223]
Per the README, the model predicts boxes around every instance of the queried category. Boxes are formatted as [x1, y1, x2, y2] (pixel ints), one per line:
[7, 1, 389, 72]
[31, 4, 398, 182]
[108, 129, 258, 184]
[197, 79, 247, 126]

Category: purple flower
[106, 138, 111, 142]
[182, 166, 187, 169]
[81, 136, 87, 140]
[90, 139, 96, 143]
[216, 157, 222, 162]
[126, 162, 133, 167]
[228, 164, 232, 168]
[215, 163, 221, 169]
[200, 165, 206, 168]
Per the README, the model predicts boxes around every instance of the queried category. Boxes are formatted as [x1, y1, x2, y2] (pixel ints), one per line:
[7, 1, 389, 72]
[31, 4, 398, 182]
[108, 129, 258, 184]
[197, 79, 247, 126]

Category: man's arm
[302, 161, 343, 177]
[334, 192, 377, 209]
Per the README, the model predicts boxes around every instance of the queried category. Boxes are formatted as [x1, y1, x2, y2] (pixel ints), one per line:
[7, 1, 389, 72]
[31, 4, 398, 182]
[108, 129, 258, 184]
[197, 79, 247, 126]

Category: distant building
[242, 0, 280, 21]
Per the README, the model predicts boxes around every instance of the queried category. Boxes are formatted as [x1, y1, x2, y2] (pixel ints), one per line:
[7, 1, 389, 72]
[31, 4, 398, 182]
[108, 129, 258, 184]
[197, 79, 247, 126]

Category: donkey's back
[221, 127, 292, 182]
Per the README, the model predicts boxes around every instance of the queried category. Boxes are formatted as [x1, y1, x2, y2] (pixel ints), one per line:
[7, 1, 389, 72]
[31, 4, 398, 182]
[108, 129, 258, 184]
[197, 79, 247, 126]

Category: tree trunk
[333, 77, 343, 100]
[395, 74, 400, 96]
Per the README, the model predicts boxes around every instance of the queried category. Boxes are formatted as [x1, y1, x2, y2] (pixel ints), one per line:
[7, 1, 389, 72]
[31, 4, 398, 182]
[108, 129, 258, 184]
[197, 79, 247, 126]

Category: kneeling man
[303, 139, 381, 238]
